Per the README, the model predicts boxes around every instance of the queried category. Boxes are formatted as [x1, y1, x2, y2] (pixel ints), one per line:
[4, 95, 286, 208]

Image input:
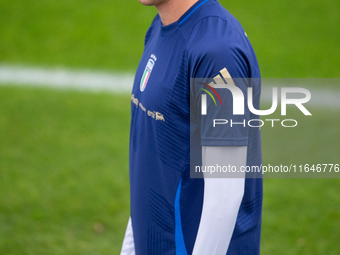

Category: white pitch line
[0, 65, 134, 93]
[0, 65, 339, 109]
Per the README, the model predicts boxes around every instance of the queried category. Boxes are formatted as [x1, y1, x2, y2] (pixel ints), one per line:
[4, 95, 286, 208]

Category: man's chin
[138, 0, 166, 6]
[138, 0, 154, 6]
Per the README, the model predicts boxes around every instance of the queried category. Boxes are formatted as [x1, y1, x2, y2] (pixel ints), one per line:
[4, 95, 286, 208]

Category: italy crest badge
[140, 57, 155, 92]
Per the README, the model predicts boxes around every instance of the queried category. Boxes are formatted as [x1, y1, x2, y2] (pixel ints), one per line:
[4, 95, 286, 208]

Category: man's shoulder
[184, 2, 242, 39]
[183, 3, 248, 56]
[183, 2, 259, 78]
[185, 11, 249, 66]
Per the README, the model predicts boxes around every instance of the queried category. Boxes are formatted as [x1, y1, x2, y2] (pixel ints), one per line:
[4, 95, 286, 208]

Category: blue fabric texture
[129, 0, 263, 254]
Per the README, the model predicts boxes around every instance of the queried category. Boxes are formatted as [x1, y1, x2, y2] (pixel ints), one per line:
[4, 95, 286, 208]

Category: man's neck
[156, 0, 199, 26]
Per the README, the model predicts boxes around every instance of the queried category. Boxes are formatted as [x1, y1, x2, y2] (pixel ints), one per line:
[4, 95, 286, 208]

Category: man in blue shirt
[121, 0, 262, 254]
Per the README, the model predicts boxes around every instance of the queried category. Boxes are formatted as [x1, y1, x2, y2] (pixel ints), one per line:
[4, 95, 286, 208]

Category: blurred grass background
[1, 0, 339, 77]
[0, 0, 339, 254]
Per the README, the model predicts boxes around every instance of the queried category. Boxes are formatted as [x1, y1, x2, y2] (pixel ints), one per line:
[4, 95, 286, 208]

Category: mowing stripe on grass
[0, 65, 339, 109]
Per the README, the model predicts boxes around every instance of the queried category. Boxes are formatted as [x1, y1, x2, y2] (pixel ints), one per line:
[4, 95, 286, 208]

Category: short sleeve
[187, 17, 255, 146]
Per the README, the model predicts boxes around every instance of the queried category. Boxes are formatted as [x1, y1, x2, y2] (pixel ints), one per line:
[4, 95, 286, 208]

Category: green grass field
[1, 0, 340, 254]
[1, 0, 339, 77]
[0, 86, 130, 254]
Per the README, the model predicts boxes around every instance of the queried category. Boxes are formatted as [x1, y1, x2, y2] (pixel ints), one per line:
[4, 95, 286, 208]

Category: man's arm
[192, 146, 247, 255]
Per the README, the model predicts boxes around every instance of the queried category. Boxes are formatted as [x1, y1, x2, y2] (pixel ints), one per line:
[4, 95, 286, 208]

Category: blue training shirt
[129, 0, 263, 254]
